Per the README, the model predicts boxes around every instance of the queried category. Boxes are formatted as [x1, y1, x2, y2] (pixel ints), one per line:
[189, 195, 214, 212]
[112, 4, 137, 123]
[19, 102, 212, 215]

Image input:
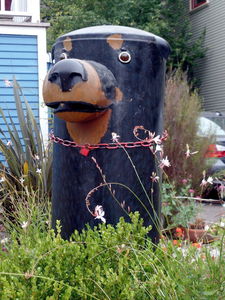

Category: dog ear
[115, 87, 123, 101]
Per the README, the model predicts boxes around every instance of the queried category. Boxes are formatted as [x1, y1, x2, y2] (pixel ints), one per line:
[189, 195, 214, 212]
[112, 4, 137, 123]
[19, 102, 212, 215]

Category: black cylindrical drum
[43, 25, 170, 242]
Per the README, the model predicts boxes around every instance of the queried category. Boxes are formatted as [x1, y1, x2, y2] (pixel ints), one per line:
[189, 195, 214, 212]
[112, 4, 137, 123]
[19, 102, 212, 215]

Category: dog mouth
[47, 101, 113, 113]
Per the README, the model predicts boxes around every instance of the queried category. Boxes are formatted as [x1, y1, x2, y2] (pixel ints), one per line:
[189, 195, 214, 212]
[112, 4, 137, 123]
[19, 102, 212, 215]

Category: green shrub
[0, 199, 224, 300]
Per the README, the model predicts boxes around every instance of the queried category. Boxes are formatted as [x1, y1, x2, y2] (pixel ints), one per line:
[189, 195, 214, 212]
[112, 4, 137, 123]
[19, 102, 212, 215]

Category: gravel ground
[196, 202, 225, 225]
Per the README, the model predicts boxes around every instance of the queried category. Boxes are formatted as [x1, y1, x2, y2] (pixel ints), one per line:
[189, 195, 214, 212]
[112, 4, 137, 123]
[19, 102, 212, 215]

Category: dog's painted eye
[118, 51, 131, 64]
[60, 53, 67, 60]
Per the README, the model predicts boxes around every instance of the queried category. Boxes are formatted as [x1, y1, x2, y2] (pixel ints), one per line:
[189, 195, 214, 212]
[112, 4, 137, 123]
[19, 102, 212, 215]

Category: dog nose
[48, 59, 88, 92]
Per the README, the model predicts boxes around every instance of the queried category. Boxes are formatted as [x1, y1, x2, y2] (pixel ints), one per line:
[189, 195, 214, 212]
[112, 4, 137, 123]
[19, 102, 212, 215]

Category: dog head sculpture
[43, 25, 170, 145]
[43, 57, 123, 144]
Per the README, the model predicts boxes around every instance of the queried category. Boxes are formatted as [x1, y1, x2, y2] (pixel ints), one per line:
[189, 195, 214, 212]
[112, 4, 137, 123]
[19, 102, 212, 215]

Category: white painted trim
[0, 24, 49, 144]
[0, 21, 49, 27]
[0, 0, 5, 11]
[0, 11, 32, 17]
[27, 0, 40, 22]
[37, 29, 49, 146]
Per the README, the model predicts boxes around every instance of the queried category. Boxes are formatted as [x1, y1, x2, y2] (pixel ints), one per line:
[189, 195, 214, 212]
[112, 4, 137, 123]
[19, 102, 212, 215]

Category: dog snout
[48, 59, 88, 92]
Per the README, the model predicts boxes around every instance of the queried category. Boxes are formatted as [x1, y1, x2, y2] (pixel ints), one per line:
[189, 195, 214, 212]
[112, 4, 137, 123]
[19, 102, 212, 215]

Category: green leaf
[202, 290, 218, 296]
[0, 78, 52, 204]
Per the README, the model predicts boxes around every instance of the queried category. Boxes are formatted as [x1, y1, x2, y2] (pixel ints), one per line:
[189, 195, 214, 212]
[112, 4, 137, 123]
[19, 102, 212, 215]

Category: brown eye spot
[118, 51, 131, 64]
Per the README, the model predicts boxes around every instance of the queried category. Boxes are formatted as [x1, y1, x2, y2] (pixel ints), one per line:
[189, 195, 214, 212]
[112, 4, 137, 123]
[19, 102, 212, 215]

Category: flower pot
[183, 228, 215, 243]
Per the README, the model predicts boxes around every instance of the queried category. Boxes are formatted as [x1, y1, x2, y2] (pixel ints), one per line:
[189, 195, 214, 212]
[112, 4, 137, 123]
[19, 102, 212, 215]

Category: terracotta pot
[184, 228, 215, 243]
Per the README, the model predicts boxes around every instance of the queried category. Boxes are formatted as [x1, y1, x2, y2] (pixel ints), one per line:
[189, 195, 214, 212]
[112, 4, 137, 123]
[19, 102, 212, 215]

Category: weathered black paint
[47, 25, 170, 242]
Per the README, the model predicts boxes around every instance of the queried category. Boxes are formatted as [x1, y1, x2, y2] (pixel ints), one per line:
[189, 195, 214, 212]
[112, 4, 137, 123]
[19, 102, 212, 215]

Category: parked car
[198, 112, 225, 173]
[198, 111, 225, 200]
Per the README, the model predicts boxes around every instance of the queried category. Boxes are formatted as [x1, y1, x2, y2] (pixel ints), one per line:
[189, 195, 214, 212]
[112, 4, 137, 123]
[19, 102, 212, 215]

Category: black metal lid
[55, 25, 170, 59]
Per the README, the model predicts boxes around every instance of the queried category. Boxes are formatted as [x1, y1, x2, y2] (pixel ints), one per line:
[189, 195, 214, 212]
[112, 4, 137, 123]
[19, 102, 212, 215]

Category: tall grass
[164, 70, 213, 191]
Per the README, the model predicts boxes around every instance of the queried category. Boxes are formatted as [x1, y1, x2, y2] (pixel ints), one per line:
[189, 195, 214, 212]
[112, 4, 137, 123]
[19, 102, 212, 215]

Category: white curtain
[11, 0, 27, 12]
[11, 0, 28, 22]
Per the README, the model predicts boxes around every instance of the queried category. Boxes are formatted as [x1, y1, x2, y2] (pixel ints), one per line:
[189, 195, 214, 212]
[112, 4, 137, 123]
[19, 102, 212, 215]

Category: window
[11, 0, 27, 12]
[0, 0, 12, 11]
[0, 0, 31, 23]
[0, 0, 27, 12]
[191, 0, 208, 10]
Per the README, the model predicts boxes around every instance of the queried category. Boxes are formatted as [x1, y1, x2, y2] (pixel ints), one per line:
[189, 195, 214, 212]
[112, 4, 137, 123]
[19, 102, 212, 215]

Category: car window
[198, 117, 225, 136]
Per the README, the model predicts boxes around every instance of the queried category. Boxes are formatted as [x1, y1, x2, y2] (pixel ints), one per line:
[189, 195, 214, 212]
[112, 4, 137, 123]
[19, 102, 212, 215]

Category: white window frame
[0, 0, 40, 22]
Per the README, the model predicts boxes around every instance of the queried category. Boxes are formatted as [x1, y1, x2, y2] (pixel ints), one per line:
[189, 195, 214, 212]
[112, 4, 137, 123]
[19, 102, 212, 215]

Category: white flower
[207, 176, 213, 185]
[159, 156, 171, 169]
[21, 221, 29, 229]
[0, 237, 8, 244]
[4, 79, 12, 87]
[155, 144, 163, 153]
[200, 171, 213, 186]
[205, 225, 210, 231]
[0, 177, 5, 183]
[152, 135, 161, 144]
[120, 200, 125, 209]
[36, 168, 42, 174]
[94, 205, 106, 223]
[149, 145, 154, 153]
[20, 177, 25, 184]
[6, 140, 12, 146]
[200, 178, 207, 186]
[111, 132, 120, 143]
[200, 175, 213, 186]
[220, 221, 225, 227]
[150, 172, 160, 183]
[185, 144, 198, 158]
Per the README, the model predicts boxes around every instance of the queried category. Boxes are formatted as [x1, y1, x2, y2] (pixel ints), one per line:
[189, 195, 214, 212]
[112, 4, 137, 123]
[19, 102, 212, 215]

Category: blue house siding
[0, 34, 39, 143]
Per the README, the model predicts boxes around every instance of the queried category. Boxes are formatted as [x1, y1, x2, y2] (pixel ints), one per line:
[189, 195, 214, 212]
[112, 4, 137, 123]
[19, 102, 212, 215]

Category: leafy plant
[161, 181, 199, 229]
[41, 0, 205, 79]
[0, 78, 52, 208]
